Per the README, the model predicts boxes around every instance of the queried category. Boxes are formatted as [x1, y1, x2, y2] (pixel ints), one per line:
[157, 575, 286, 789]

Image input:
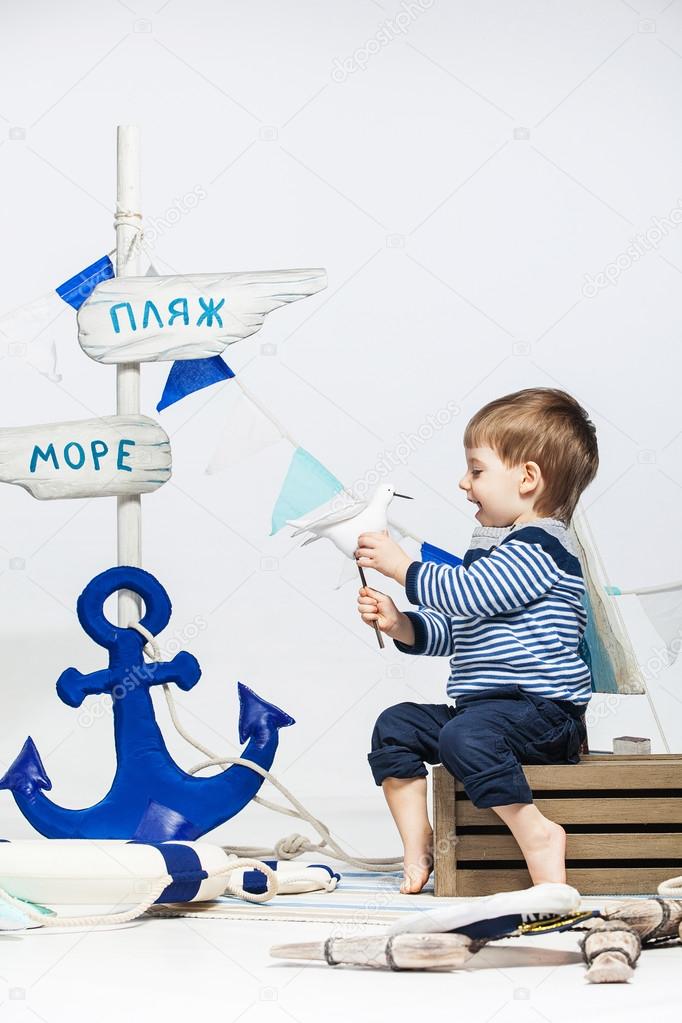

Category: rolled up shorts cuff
[367, 746, 428, 786]
[460, 762, 532, 808]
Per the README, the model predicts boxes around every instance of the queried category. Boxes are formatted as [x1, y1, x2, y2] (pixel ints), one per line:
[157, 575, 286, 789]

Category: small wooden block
[613, 735, 652, 755]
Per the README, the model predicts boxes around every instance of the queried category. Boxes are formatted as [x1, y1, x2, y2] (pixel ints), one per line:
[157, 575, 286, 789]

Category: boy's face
[459, 446, 539, 527]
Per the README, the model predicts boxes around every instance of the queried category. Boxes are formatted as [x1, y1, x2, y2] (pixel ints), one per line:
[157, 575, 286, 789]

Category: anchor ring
[75, 566, 172, 648]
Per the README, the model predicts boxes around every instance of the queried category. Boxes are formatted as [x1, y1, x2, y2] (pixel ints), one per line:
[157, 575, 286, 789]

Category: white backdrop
[0, 0, 681, 854]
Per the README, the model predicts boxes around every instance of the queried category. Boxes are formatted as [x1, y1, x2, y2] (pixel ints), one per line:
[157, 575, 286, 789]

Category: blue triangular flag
[271, 447, 345, 535]
[157, 356, 235, 411]
[421, 541, 463, 567]
[56, 255, 114, 310]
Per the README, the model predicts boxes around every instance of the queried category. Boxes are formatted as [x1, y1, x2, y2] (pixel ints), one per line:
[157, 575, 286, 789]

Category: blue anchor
[0, 566, 295, 840]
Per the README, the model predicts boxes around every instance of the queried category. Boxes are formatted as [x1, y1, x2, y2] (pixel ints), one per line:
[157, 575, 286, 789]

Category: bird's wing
[299, 534, 322, 547]
[286, 499, 366, 536]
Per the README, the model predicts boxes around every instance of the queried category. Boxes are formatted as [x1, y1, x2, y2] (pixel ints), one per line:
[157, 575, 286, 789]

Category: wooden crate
[432, 754, 682, 896]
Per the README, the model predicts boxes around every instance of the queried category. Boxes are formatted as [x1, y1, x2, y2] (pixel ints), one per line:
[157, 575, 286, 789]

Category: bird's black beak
[393, 493, 413, 500]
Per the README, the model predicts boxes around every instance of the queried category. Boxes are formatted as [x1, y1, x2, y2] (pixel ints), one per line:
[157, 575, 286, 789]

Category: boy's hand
[357, 586, 401, 636]
[358, 587, 417, 646]
[355, 530, 413, 584]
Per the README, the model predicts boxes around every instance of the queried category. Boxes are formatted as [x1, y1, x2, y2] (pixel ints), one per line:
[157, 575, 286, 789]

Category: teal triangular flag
[270, 447, 344, 535]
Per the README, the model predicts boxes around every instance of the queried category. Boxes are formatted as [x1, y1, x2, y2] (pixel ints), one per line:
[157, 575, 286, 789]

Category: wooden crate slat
[451, 760, 682, 791]
[433, 758, 457, 897]
[456, 796, 682, 826]
[576, 753, 682, 762]
[456, 832, 682, 860]
[450, 867, 680, 898]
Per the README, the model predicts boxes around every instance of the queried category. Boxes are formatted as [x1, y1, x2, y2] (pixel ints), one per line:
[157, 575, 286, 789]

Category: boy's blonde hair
[463, 387, 598, 524]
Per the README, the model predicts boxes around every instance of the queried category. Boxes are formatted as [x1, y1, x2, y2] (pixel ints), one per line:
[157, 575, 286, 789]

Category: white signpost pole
[115, 125, 142, 625]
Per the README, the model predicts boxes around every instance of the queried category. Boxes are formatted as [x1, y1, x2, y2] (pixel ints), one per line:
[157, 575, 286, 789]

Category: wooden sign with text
[0, 415, 171, 499]
[78, 268, 327, 363]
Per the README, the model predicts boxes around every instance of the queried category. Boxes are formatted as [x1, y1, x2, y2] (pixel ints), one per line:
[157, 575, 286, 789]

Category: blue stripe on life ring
[142, 842, 208, 904]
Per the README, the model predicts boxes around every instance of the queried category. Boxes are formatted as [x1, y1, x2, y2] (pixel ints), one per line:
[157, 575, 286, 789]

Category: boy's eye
[471, 469, 482, 477]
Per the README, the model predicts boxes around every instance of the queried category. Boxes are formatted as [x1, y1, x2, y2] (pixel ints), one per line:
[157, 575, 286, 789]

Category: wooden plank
[456, 797, 682, 826]
[433, 766, 457, 897]
[0, 415, 171, 500]
[578, 753, 682, 762]
[453, 759, 682, 791]
[78, 270, 327, 363]
[447, 867, 680, 898]
[456, 832, 682, 860]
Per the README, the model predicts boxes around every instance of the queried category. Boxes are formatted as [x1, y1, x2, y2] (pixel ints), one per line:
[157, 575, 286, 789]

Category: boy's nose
[458, 475, 469, 492]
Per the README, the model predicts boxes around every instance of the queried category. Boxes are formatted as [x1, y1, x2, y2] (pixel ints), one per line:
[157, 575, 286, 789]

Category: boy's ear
[520, 460, 542, 494]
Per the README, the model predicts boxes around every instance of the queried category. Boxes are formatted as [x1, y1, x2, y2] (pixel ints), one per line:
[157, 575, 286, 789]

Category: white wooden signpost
[1, 124, 327, 628]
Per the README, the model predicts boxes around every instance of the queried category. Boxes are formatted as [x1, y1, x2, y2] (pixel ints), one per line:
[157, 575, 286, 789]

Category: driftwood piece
[603, 897, 682, 944]
[579, 920, 641, 983]
[270, 932, 476, 971]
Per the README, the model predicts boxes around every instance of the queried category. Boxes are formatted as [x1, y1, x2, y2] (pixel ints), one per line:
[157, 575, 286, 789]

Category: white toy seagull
[287, 484, 413, 649]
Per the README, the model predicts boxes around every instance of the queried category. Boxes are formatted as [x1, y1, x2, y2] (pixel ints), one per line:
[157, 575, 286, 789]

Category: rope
[0, 876, 171, 929]
[113, 208, 144, 274]
[658, 876, 682, 898]
[126, 622, 404, 873]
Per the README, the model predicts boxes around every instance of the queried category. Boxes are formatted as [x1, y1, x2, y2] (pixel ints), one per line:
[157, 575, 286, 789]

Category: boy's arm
[405, 536, 565, 618]
[391, 608, 455, 657]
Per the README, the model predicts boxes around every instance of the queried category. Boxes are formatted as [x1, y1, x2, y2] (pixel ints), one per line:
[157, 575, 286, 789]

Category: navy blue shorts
[368, 685, 587, 808]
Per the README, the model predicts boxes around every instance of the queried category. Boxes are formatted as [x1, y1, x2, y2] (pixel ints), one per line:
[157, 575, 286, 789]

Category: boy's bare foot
[492, 803, 568, 886]
[525, 819, 567, 885]
[400, 829, 433, 894]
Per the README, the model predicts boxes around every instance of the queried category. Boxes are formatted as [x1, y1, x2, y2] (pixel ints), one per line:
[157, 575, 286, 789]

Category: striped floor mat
[147, 870, 641, 926]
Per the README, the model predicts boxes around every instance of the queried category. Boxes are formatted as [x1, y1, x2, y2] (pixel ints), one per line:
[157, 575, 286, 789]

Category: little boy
[356, 387, 598, 894]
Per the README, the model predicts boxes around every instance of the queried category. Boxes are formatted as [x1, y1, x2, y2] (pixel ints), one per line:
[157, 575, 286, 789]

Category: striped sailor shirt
[395, 517, 592, 706]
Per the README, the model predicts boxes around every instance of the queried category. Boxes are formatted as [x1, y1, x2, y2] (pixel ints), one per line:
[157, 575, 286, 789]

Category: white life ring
[0, 839, 234, 906]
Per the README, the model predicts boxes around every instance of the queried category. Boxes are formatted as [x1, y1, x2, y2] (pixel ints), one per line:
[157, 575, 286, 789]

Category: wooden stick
[357, 563, 384, 649]
[115, 124, 143, 627]
[579, 921, 641, 984]
[270, 931, 475, 970]
[603, 897, 682, 943]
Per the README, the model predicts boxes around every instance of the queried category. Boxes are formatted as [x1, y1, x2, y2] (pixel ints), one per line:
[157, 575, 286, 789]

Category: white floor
[1, 876, 680, 1023]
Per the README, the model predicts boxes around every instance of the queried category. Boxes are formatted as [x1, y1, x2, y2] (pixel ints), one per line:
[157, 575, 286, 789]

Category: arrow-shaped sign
[77, 268, 327, 363]
[0, 414, 171, 499]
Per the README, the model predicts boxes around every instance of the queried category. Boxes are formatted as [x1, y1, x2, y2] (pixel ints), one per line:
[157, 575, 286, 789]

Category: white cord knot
[114, 208, 143, 230]
[274, 833, 312, 860]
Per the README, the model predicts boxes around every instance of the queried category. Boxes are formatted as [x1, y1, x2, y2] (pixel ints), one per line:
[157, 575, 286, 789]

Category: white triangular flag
[0, 293, 63, 382]
[335, 556, 361, 590]
[206, 392, 283, 474]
